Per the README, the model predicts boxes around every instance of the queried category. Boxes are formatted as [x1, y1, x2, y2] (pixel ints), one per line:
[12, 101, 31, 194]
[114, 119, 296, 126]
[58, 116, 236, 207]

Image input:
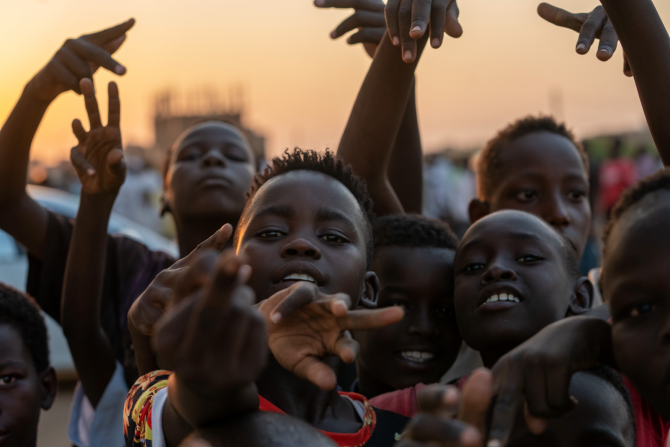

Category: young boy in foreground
[0, 284, 57, 447]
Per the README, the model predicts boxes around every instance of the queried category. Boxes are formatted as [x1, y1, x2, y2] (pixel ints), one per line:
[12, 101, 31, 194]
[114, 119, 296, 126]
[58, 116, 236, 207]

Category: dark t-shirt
[27, 210, 175, 385]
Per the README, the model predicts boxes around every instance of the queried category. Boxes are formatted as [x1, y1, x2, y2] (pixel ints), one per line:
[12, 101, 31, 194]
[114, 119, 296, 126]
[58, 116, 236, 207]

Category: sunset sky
[1, 0, 667, 164]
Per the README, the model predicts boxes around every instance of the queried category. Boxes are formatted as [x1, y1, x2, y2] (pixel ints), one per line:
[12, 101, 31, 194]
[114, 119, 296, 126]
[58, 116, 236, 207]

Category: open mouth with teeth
[480, 293, 521, 308]
[282, 273, 316, 284]
[397, 351, 436, 364]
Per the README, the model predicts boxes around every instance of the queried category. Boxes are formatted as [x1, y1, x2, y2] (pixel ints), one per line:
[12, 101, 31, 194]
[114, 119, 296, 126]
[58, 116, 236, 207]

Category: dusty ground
[37, 381, 74, 447]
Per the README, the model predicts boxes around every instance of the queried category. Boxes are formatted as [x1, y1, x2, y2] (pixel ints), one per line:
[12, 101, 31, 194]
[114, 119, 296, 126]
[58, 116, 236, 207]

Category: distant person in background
[635, 145, 662, 180]
[599, 138, 637, 218]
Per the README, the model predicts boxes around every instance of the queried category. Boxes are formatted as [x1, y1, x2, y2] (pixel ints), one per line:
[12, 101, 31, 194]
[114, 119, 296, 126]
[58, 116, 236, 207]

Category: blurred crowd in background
[26, 121, 663, 276]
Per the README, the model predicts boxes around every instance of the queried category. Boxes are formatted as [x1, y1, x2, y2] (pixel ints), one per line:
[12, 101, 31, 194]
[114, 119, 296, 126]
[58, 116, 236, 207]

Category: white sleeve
[67, 362, 128, 447]
[150, 387, 169, 447]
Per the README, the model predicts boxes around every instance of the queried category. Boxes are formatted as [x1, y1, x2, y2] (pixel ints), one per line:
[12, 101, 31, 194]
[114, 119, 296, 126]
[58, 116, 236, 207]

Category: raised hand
[385, 0, 462, 62]
[70, 79, 125, 196]
[153, 249, 265, 395]
[257, 282, 405, 391]
[486, 316, 614, 446]
[315, 0, 386, 58]
[128, 224, 234, 375]
[26, 19, 135, 102]
[537, 3, 632, 77]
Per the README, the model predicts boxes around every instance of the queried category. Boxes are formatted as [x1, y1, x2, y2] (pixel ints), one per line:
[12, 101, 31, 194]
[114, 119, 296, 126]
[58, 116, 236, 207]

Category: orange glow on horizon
[0, 0, 667, 165]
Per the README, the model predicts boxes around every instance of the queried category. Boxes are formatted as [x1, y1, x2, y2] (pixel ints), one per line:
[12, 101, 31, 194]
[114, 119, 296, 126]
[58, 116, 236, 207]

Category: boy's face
[605, 195, 670, 419]
[355, 247, 461, 390]
[476, 131, 591, 258]
[507, 372, 634, 447]
[236, 170, 374, 305]
[164, 122, 256, 222]
[454, 211, 574, 355]
[0, 325, 56, 447]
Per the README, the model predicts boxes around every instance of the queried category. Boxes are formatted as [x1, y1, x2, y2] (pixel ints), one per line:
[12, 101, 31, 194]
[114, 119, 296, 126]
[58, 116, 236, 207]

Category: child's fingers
[333, 331, 359, 364]
[101, 34, 127, 55]
[192, 224, 233, 254]
[331, 11, 386, 39]
[318, 292, 352, 317]
[524, 402, 548, 435]
[339, 305, 404, 330]
[106, 148, 126, 178]
[70, 146, 96, 178]
[543, 362, 577, 414]
[107, 82, 121, 128]
[623, 53, 633, 77]
[409, 0, 433, 40]
[80, 79, 103, 129]
[399, 0, 418, 61]
[84, 18, 136, 47]
[59, 44, 94, 80]
[458, 368, 493, 435]
[487, 362, 524, 447]
[347, 28, 385, 45]
[385, 0, 402, 46]
[268, 282, 319, 324]
[444, 0, 463, 39]
[293, 356, 338, 390]
[70, 38, 126, 76]
[174, 249, 219, 304]
[405, 415, 480, 447]
[575, 7, 607, 55]
[50, 60, 82, 94]
[153, 292, 198, 368]
[429, 0, 447, 48]
[71, 119, 88, 146]
[536, 3, 585, 33]
[198, 250, 243, 315]
[416, 384, 460, 414]
[596, 19, 618, 61]
[315, 0, 385, 12]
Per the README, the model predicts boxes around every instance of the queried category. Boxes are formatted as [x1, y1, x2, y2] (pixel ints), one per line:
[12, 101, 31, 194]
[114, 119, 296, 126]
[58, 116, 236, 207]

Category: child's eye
[462, 263, 484, 273]
[320, 234, 349, 244]
[437, 305, 454, 317]
[257, 230, 284, 239]
[630, 303, 656, 318]
[226, 149, 249, 163]
[568, 190, 586, 200]
[516, 189, 537, 202]
[0, 375, 16, 386]
[517, 254, 544, 263]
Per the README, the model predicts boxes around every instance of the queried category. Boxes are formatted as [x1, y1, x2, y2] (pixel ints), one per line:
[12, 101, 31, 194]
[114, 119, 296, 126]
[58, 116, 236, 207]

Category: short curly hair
[477, 115, 589, 200]
[234, 148, 375, 268]
[373, 215, 459, 250]
[602, 168, 670, 261]
[0, 283, 50, 373]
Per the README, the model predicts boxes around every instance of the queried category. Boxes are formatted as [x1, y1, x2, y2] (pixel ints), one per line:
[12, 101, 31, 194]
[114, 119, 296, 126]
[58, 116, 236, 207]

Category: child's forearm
[599, 0, 670, 165]
[62, 191, 117, 408]
[388, 80, 423, 215]
[164, 375, 259, 446]
[338, 32, 428, 216]
[0, 85, 53, 257]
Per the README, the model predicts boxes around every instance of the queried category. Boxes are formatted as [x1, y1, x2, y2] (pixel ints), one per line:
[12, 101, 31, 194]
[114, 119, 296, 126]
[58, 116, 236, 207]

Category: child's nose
[280, 237, 322, 259]
[543, 195, 571, 230]
[408, 307, 439, 338]
[481, 263, 517, 284]
[201, 149, 227, 168]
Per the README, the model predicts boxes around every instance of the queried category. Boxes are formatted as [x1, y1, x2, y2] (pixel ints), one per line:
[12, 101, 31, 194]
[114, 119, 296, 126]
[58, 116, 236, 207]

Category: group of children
[1, 0, 670, 446]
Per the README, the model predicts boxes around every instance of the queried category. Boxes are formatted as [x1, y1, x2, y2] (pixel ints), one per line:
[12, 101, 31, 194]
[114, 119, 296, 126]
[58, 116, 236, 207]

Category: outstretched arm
[0, 19, 133, 259]
[61, 79, 126, 407]
[318, 0, 425, 213]
[337, 32, 429, 215]
[599, 0, 670, 166]
[539, 1, 670, 166]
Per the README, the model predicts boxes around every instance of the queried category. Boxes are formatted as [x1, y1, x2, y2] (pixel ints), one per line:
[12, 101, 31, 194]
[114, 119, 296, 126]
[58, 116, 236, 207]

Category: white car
[0, 185, 177, 378]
